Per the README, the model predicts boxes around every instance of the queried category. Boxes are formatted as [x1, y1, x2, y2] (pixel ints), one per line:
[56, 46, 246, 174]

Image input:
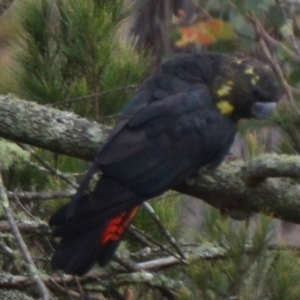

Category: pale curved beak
[252, 102, 277, 119]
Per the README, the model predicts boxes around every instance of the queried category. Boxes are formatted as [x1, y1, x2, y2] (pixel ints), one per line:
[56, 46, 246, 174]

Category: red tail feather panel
[101, 206, 139, 244]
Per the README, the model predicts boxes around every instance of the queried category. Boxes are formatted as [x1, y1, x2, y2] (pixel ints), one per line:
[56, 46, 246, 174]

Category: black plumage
[49, 52, 281, 275]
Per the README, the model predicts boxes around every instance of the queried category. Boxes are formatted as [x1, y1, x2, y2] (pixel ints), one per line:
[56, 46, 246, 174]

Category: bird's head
[211, 55, 281, 120]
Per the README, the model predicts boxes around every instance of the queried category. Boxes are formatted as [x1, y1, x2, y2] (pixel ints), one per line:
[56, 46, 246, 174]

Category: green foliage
[0, 140, 29, 171]
[0, 289, 35, 300]
[272, 105, 300, 155]
[132, 192, 181, 243]
[16, 0, 150, 117]
[179, 208, 300, 300]
[267, 251, 300, 300]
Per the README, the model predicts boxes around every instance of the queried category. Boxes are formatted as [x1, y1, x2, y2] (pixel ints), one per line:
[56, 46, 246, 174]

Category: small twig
[102, 113, 121, 120]
[276, 0, 300, 57]
[54, 271, 74, 300]
[0, 174, 52, 300]
[113, 253, 142, 272]
[27, 160, 83, 180]
[18, 143, 78, 189]
[74, 276, 85, 299]
[258, 37, 295, 103]
[103, 271, 177, 299]
[0, 241, 14, 258]
[138, 256, 181, 270]
[248, 14, 297, 105]
[48, 280, 96, 299]
[252, 14, 300, 63]
[11, 193, 36, 220]
[127, 226, 154, 248]
[142, 202, 186, 261]
[47, 85, 140, 107]
[0, 220, 50, 234]
[129, 225, 183, 260]
[7, 190, 75, 201]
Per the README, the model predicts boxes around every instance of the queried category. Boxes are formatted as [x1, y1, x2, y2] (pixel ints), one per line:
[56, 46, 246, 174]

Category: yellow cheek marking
[245, 66, 254, 75]
[245, 66, 260, 84]
[216, 81, 234, 97]
[217, 101, 234, 115]
[251, 74, 259, 84]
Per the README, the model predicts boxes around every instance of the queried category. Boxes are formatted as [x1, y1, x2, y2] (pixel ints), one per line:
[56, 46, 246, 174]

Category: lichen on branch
[0, 94, 300, 223]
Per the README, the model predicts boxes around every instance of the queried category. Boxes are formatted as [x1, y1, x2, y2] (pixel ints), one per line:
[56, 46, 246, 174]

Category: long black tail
[49, 177, 142, 276]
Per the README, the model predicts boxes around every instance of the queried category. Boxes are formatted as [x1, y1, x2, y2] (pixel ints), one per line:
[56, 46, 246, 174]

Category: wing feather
[99, 83, 236, 197]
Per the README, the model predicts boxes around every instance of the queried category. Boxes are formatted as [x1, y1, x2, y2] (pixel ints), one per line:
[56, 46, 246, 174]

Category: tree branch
[1, 95, 300, 223]
[0, 174, 52, 300]
[175, 157, 300, 223]
[0, 95, 109, 161]
[7, 190, 75, 201]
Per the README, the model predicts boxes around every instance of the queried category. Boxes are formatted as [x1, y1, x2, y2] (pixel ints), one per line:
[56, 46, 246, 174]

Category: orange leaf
[176, 26, 198, 46]
[203, 18, 223, 36]
[195, 25, 216, 45]
[176, 18, 234, 47]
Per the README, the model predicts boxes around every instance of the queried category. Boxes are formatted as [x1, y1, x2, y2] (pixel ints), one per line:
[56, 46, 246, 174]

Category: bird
[49, 52, 281, 275]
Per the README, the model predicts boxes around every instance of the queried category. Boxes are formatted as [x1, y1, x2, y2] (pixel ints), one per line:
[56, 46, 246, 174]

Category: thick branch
[0, 95, 109, 161]
[175, 157, 300, 223]
[1, 95, 300, 223]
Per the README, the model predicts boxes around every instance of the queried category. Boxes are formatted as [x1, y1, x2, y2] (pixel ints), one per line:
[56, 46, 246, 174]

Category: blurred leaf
[268, 5, 285, 27]
[245, 0, 273, 14]
[267, 251, 300, 300]
[288, 69, 300, 86]
[176, 18, 234, 47]
[230, 13, 255, 39]
[218, 21, 235, 40]
[280, 19, 294, 38]
[211, 40, 237, 53]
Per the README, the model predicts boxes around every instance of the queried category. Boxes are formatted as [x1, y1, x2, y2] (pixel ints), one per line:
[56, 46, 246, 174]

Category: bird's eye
[252, 87, 261, 98]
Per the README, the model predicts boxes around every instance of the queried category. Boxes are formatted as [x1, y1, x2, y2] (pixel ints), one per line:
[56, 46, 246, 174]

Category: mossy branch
[0, 94, 109, 160]
[0, 94, 300, 223]
[175, 157, 300, 223]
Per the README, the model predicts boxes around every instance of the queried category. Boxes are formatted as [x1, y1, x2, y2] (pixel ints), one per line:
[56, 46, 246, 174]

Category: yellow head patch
[245, 66, 260, 84]
[216, 81, 234, 97]
[235, 59, 243, 64]
[217, 100, 234, 115]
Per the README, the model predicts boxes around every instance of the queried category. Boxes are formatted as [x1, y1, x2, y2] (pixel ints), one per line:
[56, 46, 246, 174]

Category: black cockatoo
[50, 52, 281, 275]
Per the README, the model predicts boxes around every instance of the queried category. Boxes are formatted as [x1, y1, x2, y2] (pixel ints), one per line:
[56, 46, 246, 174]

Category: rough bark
[0, 95, 110, 161]
[1, 94, 300, 223]
[175, 156, 300, 223]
